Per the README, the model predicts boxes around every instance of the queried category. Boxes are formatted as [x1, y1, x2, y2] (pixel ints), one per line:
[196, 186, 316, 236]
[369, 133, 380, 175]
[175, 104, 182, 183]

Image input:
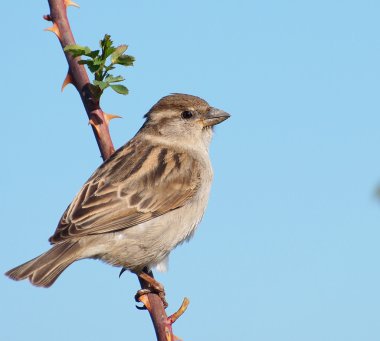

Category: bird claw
[119, 267, 127, 278]
[135, 287, 168, 309]
[135, 303, 148, 310]
[135, 289, 152, 303]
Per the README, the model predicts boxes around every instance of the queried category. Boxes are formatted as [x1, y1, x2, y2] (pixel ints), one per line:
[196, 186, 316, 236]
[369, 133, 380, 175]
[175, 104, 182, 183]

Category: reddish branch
[45, 1, 185, 340]
[46, 0, 114, 160]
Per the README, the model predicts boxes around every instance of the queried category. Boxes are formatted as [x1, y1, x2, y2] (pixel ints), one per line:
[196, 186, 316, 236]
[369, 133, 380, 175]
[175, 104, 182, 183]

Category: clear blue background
[1, 1, 380, 340]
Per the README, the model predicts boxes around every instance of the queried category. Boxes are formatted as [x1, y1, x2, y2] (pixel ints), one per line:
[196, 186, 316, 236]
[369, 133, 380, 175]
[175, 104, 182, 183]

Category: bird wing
[49, 138, 202, 243]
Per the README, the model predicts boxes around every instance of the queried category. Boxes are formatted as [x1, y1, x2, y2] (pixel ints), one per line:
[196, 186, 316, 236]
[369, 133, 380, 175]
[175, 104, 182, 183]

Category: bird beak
[203, 107, 231, 127]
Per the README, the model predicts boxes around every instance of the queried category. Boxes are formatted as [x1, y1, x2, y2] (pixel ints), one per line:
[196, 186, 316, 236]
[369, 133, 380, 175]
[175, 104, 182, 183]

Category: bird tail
[5, 241, 80, 288]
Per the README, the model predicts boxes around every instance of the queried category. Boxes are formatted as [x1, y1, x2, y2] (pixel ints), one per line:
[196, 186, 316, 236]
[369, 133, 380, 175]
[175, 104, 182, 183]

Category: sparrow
[6, 93, 230, 304]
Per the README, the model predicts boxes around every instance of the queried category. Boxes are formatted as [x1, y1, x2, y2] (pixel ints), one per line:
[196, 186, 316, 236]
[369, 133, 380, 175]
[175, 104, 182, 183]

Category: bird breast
[99, 155, 214, 272]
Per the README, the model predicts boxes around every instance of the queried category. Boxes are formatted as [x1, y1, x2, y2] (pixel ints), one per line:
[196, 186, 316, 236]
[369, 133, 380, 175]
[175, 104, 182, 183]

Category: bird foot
[136, 271, 168, 308]
[135, 287, 168, 309]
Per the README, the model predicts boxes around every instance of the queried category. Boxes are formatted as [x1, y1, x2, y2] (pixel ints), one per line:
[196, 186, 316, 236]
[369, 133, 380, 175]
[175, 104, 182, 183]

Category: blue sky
[1, 1, 380, 340]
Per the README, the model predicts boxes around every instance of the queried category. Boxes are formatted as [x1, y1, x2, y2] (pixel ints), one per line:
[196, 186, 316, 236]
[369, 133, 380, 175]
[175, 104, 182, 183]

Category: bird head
[142, 94, 230, 148]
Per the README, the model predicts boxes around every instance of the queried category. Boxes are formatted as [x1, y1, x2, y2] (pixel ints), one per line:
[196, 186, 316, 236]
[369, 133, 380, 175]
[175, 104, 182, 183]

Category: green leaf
[115, 54, 135, 66]
[100, 34, 112, 49]
[105, 65, 115, 72]
[93, 57, 103, 65]
[70, 34, 134, 98]
[78, 59, 92, 65]
[111, 45, 128, 64]
[78, 60, 100, 73]
[80, 57, 102, 74]
[93, 80, 109, 90]
[105, 75, 124, 83]
[105, 46, 116, 59]
[90, 66, 102, 73]
[110, 84, 129, 95]
[85, 50, 100, 58]
[64, 44, 91, 57]
[100, 34, 116, 59]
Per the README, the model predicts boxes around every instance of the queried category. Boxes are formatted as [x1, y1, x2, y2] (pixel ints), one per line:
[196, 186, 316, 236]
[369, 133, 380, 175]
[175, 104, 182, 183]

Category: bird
[5, 93, 230, 305]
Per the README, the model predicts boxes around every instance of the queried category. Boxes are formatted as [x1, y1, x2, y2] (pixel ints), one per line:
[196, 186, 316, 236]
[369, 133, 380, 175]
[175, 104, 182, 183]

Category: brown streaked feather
[5, 241, 80, 287]
[49, 136, 202, 243]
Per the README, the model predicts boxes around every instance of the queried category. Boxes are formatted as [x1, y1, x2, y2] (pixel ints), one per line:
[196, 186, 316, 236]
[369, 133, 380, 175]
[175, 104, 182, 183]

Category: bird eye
[181, 111, 193, 119]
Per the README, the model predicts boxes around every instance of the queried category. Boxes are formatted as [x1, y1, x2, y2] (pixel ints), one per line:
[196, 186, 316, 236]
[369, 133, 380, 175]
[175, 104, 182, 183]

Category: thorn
[43, 14, 52, 21]
[168, 298, 190, 324]
[65, 0, 80, 8]
[172, 334, 183, 341]
[44, 23, 61, 40]
[104, 113, 122, 126]
[61, 72, 73, 92]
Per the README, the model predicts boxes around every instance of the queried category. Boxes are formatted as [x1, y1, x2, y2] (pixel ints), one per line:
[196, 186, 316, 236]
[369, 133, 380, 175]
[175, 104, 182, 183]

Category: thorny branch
[46, 0, 115, 160]
[44, 1, 188, 340]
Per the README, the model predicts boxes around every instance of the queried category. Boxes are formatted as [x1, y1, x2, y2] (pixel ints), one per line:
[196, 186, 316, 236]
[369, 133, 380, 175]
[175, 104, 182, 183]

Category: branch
[46, 0, 114, 160]
[44, 1, 186, 340]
